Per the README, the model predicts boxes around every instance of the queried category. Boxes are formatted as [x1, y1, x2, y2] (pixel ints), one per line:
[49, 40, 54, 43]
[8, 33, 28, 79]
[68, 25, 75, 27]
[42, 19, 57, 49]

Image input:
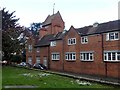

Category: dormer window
[50, 41, 56, 46]
[81, 36, 88, 44]
[106, 32, 119, 41]
[68, 38, 76, 45]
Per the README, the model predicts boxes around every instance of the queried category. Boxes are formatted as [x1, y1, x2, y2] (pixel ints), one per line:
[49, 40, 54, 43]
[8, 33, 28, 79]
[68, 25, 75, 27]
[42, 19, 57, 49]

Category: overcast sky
[1, 0, 119, 29]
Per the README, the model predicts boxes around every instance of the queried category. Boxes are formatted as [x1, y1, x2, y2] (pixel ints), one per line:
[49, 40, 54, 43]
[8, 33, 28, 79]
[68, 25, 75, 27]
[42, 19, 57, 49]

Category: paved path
[44, 70, 120, 86]
[4, 85, 39, 88]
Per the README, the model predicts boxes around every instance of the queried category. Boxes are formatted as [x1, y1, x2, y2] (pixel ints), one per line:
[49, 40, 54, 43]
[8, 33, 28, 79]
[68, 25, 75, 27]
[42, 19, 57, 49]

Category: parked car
[33, 63, 47, 70]
[18, 62, 26, 67]
[1, 60, 7, 66]
[26, 63, 32, 68]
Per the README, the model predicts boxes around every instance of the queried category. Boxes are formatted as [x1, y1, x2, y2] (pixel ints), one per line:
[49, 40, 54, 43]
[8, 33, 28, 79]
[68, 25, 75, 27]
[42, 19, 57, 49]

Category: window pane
[73, 39, 75, 44]
[106, 33, 110, 41]
[71, 39, 73, 44]
[117, 52, 120, 60]
[81, 54, 83, 60]
[72, 53, 76, 60]
[108, 53, 111, 60]
[69, 54, 71, 60]
[86, 53, 89, 60]
[73, 56, 75, 60]
[68, 39, 70, 44]
[85, 37, 88, 42]
[83, 53, 86, 60]
[110, 33, 114, 40]
[52, 55, 53, 59]
[81, 37, 84, 43]
[57, 54, 59, 59]
[104, 53, 107, 60]
[115, 33, 119, 39]
[112, 52, 116, 60]
[65, 54, 68, 60]
[90, 53, 93, 60]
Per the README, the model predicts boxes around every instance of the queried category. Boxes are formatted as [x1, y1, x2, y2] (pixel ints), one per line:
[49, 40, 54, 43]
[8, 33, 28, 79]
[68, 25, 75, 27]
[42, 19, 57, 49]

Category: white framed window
[28, 45, 32, 52]
[106, 32, 119, 41]
[80, 52, 94, 61]
[81, 36, 88, 44]
[36, 57, 40, 63]
[68, 38, 76, 45]
[104, 51, 120, 62]
[51, 53, 60, 60]
[50, 41, 56, 46]
[36, 48, 40, 53]
[65, 52, 76, 60]
[28, 57, 32, 64]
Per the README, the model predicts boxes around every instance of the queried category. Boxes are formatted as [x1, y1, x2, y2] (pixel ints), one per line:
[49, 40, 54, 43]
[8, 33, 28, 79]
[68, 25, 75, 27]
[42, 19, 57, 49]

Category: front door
[28, 57, 32, 65]
[43, 57, 47, 67]
[36, 57, 40, 63]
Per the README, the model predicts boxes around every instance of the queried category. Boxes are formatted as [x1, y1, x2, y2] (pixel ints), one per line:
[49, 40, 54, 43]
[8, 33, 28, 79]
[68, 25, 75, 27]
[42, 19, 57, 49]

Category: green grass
[0, 66, 2, 90]
[2, 66, 118, 88]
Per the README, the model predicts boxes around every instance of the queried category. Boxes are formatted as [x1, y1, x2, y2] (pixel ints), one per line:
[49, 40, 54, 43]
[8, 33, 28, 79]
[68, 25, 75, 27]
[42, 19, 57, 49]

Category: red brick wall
[28, 46, 50, 68]
[62, 30, 120, 78]
[79, 34, 105, 76]
[27, 28, 120, 78]
[51, 15, 64, 34]
[103, 33, 120, 50]
[39, 28, 48, 38]
[50, 40, 64, 71]
[26, 37, 36, 65]
[39, 46, 49, 68]
[39, 13, 64, 38]
[63, 26, 81, 73]
[103, 32, 120, 78]
[106, 62, 119, 78]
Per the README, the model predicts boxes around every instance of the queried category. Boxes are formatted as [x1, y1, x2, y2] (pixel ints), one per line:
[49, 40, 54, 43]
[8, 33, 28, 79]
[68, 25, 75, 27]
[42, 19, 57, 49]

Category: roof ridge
[76, 20, 119, 36]
[76, 19, 119, 30]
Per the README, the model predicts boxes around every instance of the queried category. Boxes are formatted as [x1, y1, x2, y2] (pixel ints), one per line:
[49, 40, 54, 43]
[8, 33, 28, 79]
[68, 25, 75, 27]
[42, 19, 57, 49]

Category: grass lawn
[2, 66, 118, 89]
[0, 66, 2, 90]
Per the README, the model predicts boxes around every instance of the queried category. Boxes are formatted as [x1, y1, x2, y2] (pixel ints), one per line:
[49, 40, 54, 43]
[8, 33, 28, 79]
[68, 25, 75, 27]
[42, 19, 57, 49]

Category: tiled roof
[50, 31, 67, 41]
[42, 11, 62, 27]
[34, 34, 54, 47]
[34, 20, 120, 47]
[76, 20, 120, 36]
[34, 31, 67, 47]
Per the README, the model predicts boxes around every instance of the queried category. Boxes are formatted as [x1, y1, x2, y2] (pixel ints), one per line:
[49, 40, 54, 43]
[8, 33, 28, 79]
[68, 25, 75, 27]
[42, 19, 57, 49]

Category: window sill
[106, 39, 119, 41]
[52, 60, 59, 61]
[81, 42, 88, 44]
[68, 44, 76, 46]
[81, 60, 94, 62]
[104, 60, 120, 62]
[66, 60, 76, 62]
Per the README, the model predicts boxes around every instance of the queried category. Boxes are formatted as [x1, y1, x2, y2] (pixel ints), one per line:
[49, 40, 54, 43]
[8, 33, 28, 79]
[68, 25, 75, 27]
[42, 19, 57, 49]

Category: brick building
[26, 11, 120, 79]
[26, 11, 65, 69]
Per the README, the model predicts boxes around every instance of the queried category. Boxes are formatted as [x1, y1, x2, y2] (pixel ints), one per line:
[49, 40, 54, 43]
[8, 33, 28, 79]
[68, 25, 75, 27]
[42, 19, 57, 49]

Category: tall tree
[29, 22, 41, 36]
[2, 8, 23, 61]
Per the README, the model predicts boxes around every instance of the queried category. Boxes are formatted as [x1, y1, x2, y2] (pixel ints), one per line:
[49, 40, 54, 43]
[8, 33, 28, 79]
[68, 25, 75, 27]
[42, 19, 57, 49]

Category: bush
[11, 55, 22, 63]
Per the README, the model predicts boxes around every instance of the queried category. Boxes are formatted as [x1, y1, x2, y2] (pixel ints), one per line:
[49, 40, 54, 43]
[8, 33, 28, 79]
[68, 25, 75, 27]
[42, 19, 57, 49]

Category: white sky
[1, 0, 120, 30]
